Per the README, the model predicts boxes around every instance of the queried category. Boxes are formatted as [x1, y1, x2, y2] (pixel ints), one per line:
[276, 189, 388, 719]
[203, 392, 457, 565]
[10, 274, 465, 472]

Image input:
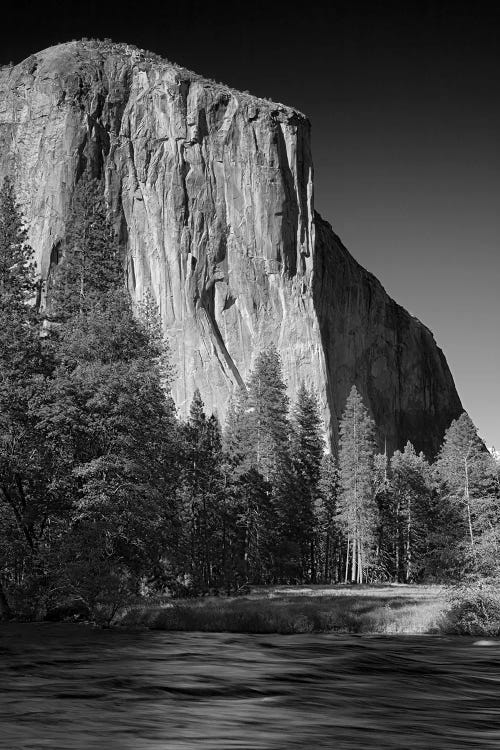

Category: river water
[1, 624, 499, 749]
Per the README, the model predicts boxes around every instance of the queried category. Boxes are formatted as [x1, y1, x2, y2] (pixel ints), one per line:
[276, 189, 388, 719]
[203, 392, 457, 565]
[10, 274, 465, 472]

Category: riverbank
[118, 584, 447, 634]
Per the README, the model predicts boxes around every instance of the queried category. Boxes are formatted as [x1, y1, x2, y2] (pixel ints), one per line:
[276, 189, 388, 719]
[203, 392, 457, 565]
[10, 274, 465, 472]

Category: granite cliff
[0, 40, 462, 455]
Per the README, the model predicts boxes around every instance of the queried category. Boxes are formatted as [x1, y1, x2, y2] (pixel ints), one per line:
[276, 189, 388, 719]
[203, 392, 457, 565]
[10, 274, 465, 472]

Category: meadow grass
[118, 584, 447, 634]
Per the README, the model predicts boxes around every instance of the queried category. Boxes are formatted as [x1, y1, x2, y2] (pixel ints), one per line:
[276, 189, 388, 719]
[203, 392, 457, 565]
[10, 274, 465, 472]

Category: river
[1, 624, 499, 749]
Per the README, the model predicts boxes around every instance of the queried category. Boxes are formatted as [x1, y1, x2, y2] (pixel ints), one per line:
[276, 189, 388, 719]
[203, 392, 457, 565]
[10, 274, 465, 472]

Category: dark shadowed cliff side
[0, 40, 462, 455]
[313, 214, 462, 455]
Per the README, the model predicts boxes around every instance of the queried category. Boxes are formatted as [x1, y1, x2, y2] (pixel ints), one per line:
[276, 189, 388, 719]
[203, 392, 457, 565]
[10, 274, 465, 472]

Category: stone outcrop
[0, 40, 462, 455]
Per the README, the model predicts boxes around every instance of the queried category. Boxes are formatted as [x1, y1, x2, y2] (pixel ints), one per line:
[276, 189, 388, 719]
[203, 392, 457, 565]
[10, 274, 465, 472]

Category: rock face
[0, 41, 462, 455]
[313, 215, 462, 453]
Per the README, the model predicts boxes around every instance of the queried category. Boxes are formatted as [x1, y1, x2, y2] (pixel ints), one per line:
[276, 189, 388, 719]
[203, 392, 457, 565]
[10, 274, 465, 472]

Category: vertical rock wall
[0, 41, 462, 454]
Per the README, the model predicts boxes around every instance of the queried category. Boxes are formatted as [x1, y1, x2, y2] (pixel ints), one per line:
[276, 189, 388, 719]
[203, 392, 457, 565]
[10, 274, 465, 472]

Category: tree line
[0, 175, 499, 621]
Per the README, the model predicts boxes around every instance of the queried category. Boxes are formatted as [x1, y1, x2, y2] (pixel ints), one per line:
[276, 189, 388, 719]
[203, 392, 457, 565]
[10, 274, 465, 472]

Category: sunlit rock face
[0, 41, 462, 455]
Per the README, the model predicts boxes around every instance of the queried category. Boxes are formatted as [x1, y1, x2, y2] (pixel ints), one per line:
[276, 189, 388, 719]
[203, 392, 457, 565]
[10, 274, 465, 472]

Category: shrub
[441, 581, 500, 636]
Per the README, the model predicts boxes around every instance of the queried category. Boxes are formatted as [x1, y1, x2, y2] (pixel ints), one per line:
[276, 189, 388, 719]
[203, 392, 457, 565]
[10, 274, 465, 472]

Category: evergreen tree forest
[0, 175, 499, 621]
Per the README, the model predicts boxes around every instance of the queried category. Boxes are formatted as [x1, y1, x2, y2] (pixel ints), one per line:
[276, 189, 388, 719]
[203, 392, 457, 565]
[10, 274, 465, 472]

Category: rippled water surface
[1, 624, 500, 749]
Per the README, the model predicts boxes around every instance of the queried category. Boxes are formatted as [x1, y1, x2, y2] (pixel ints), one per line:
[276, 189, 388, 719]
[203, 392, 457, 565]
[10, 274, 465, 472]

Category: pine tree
[0, 176, 44, 380]
[180, 390, 225, 592]
[222, 385, 276, 584]
[389, 442, 432, 582]
[246, 347, 293, 581]
[316, 454, 341, 582]
[245, 346, 290, 482]
[222, 348, 291, 583]
[49, 176, 121, 319]
[0, 176, 37, 302]
[37, 177, 180, 617]
[337, 385, 377, 583]
[372, 449, 395, 580]
[221, 390, 259, 588]
[434, 413, 499, 578]
[223, 389, 250, 474]
[41, 289, 180, 609]
[291, 383, 325, 581]
[0, 176, 56, 618]
[137, 289, 174, 390]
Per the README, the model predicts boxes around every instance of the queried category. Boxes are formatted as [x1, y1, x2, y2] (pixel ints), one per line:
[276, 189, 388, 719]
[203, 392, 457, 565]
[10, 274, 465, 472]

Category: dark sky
[2, 0, 499, 448]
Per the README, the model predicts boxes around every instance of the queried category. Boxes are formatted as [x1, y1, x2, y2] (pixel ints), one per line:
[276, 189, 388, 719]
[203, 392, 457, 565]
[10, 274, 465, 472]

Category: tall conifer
[38, 177, 180, 616]
[291, 383, 325, 581]
[317, 454, 341, 582]
[245, 345, 290, 481]
[0, 176, 37, 301]
[180, 390, 226, 591]
[389, 442, 432, 582]
[434, 412, 499, 577]
[222, 348, 289, 582]
[0, 176, 55, 618]
[337, 385, 377, 583]
[49, 176, 121, 319]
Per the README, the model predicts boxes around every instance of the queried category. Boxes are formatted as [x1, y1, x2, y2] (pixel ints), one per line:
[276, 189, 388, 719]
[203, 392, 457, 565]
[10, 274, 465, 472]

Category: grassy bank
[118, 584, 447, 634]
